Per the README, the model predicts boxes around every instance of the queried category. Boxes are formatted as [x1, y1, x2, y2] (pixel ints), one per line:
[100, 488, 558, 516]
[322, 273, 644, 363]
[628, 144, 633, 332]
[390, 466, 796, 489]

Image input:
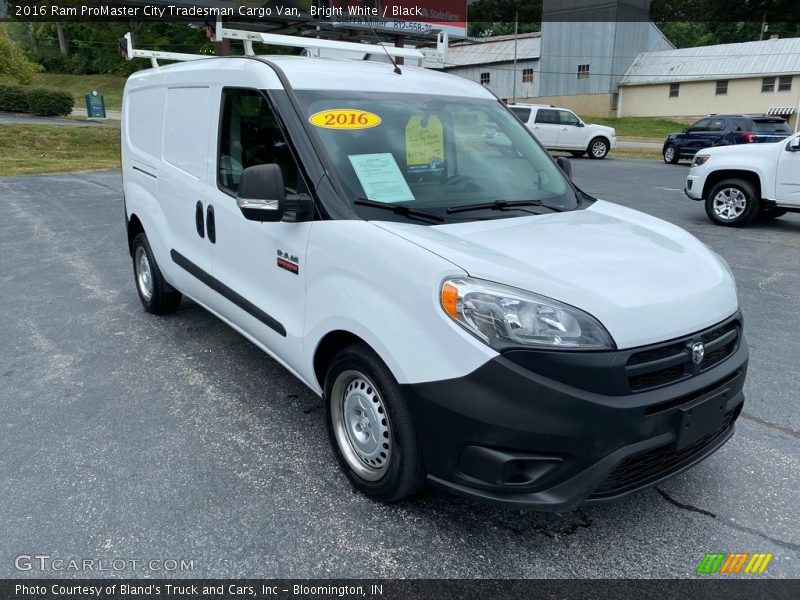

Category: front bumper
[685, 173, 704, 200]
[403, 328, 748, 512]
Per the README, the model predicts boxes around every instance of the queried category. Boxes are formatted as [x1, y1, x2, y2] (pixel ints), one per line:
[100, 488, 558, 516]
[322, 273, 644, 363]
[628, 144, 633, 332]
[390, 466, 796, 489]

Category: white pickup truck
[685, 131, 800, 226]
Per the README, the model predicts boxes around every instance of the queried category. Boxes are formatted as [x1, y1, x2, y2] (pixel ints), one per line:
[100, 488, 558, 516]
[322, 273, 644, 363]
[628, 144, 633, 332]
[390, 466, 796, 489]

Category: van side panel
[303, 221, 498, 391]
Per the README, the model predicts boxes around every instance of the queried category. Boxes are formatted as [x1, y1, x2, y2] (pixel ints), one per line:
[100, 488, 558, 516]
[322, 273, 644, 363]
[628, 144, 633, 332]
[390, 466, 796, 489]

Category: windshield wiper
[354, 197, 444, 223]
[446, 199, 563, 215]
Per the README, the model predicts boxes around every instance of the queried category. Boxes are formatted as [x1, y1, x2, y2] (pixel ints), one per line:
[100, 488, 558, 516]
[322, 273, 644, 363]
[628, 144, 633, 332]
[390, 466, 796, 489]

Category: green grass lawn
[30, 73, 126, 112]
[0, 124, 121, 176]
[581, 116, 687, 140]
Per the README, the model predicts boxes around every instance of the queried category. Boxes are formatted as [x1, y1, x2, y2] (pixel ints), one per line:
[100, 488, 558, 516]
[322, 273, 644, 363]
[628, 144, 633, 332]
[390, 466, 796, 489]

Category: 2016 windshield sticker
[309, 109, 382, 130]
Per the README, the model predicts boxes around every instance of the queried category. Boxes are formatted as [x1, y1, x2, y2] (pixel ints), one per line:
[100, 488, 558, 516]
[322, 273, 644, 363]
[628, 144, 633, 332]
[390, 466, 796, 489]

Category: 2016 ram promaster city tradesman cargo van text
[121, 27, 748, 511]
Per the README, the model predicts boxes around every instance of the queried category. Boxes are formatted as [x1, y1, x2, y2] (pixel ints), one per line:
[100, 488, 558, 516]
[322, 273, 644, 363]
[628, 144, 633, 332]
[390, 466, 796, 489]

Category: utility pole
[512, 10, 518, 104]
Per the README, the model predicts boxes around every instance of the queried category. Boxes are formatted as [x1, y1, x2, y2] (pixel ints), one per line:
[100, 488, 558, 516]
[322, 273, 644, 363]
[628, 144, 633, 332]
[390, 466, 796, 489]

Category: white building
[618, 36, 800, 130]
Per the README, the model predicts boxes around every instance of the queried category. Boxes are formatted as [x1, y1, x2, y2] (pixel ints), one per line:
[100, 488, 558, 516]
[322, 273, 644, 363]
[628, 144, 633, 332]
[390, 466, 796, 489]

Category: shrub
[25, 87, 74, 117]
[0, 84, 30, 112]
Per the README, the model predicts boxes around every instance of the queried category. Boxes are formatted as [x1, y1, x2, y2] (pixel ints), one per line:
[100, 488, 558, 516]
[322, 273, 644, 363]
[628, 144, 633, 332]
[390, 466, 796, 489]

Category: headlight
[692, 154, 710, 167]
[440, 277, 614, 350]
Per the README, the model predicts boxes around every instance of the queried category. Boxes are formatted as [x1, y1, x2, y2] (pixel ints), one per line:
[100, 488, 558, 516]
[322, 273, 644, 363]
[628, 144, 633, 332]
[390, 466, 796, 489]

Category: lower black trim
[403, 336, 748, 511]
[170, 250, 286, 337]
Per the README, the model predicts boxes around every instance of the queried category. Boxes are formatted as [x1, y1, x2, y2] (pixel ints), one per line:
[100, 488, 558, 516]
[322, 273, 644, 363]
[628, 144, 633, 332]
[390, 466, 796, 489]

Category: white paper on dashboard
[348, 153, 415, 203]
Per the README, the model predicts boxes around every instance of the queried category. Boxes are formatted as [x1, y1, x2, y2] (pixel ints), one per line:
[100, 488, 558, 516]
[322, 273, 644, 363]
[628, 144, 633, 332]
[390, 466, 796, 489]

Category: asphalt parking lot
[1, 158, 799, 579]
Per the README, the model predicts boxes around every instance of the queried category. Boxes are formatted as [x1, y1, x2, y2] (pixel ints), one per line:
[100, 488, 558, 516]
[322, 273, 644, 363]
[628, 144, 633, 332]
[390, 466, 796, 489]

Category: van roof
[130, 55, 496, 99]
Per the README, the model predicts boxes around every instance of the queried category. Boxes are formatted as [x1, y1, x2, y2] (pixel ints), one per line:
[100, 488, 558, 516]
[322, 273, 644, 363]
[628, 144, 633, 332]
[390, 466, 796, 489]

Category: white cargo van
[121, 27, 747, 511]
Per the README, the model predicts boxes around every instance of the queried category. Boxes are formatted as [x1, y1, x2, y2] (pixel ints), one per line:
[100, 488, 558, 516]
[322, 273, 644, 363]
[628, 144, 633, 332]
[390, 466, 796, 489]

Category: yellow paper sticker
[406, 115, 445, 172]
[309, 109, 382, 130]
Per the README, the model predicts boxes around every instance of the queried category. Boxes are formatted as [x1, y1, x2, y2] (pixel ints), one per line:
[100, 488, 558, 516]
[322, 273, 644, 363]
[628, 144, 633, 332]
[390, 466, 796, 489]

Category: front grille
[625, 319, 740, 392]
[590, 406, 740, 498]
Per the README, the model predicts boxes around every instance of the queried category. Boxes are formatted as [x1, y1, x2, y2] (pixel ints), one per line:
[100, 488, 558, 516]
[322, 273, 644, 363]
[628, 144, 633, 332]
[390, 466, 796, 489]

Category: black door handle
[195, 201, 204, 238]
[206, 205, 216, 244]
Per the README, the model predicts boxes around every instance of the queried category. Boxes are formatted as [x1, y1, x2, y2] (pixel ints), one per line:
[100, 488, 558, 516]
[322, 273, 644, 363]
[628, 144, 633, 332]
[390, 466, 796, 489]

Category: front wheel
[663, 144, 679, 164]
[588, 137, 609, 159]
[324, 344, 425, 502]
[705, 179, 760, 227]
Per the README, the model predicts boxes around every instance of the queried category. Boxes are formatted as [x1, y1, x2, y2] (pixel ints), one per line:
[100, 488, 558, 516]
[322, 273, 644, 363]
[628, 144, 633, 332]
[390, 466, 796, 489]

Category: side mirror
[787, 137, 800, 152]
[237, 164, 285, 222]
[556, 156, 572, 179]
[576, 122, 585, 128]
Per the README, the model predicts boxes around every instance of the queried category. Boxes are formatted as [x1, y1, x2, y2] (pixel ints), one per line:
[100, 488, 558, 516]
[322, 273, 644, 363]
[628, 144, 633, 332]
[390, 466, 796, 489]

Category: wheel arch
[702, 170, 762, 201]
[127, 213, 145, 256]
[313, 329, 372, 391]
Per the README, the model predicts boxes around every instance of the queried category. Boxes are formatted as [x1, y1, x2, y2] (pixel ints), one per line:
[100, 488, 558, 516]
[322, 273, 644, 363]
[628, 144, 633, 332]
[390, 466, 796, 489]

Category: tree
[468, 0, 542, 37]
[0, 23, 41, 84]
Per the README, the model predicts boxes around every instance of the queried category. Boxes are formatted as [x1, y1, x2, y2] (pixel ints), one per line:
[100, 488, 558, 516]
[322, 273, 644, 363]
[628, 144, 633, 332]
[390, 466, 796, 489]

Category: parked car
[685, 132, 800, 226]
[122, 29, 747, 511]
[508, 103, 617, 159]
[663, 115, 792, 164]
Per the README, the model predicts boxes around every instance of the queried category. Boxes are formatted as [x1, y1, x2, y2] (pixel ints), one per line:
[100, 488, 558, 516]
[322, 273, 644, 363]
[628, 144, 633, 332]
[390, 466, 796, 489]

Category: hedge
[0, 84, 74, 117]
[0, 84, 29, 112]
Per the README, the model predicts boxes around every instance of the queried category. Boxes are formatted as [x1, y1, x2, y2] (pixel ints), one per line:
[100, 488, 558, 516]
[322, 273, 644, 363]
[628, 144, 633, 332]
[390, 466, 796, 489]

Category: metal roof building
[428, 33, 542, 101]
[619, 36, 800, 129]
[620, 37, 800, 86]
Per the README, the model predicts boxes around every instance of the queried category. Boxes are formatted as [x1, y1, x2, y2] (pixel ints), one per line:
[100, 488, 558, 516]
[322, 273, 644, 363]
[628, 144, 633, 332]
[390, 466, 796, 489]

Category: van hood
[373, 200, 738, 349]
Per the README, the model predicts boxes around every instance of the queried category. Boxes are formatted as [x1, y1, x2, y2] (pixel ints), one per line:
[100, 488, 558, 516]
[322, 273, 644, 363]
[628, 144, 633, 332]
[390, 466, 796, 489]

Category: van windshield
[294, 91, 579, 222]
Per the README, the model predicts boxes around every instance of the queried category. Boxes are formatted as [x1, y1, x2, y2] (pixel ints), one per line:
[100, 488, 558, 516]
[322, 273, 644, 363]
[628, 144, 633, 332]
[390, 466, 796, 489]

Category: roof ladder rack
[121, 20, 448, 68]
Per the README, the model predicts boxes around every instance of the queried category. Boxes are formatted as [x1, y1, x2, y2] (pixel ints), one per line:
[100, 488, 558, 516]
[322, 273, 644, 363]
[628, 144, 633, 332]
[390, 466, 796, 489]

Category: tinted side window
[218, 89, 303, 195]
[558, 110, 580, 126]
[535, 109, 558, 124]
[510, 107, 532, 122]
[688, 119, 710, 133]
[732, 119, 751, 132]
[707, 119, 725, 131]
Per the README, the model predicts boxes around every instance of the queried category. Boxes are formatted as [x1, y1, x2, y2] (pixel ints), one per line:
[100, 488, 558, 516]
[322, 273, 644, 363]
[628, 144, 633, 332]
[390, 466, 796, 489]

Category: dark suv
[663, 115, 792, 164]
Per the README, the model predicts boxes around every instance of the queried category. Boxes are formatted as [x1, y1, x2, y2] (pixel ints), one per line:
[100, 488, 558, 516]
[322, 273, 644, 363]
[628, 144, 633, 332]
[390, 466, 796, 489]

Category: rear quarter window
[510, 107, 531, 122]
[752, 120, 792, 134]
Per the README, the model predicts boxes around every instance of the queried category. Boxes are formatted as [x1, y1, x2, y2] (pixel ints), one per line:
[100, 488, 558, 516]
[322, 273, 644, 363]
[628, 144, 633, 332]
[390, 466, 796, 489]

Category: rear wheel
[324, 344, 425, 502]
[131, 233, 182, 314]
[663, 144, 679, 164]
[705, 179, 760, 227]
[588, 137, 609, 159]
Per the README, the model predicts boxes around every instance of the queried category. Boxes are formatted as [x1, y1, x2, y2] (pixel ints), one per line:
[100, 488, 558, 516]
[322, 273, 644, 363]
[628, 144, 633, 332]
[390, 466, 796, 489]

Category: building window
[522, 68, 534, 83]
[762, 77, 775, 92]
[715, 80, 728, 95]
[480, 72, 490, 85]
[778, 76, 793, 92]
[669, 83, 680, 98]
[577, 64, 590, 80]
[611, 93, 619, 111]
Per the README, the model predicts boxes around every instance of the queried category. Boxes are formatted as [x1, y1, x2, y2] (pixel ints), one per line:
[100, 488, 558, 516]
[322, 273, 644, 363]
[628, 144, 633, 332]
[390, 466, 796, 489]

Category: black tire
[704, 179, 760, 227]
[569, 151, 586, 158]
[663, 143, 679, 164]
[587, 137, 609, 159]
[758, 208, 788, 221]
[324, 343, 425, 502]
[131, 233, 182, 314]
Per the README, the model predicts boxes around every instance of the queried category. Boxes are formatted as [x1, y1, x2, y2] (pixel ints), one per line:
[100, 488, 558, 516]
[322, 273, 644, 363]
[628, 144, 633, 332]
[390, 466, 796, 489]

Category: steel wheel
[134, 245, 154, 302]
[712, 187, 747, 221]
[330, 369, 392, 481]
